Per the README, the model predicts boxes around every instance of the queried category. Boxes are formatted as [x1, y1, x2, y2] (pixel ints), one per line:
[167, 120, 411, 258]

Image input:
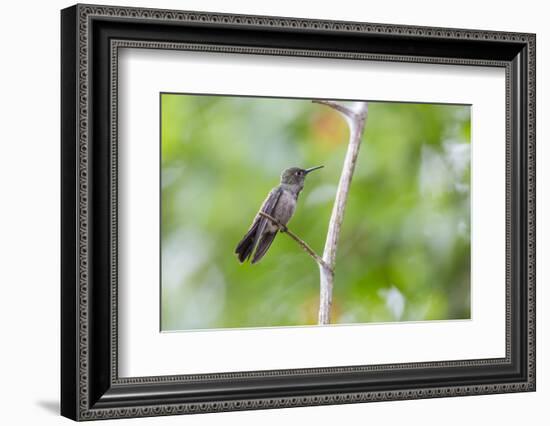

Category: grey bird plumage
[235, 166, 323, 264]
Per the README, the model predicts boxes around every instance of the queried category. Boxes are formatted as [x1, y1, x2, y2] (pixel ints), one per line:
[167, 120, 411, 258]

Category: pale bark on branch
[313, 100, 369, 325]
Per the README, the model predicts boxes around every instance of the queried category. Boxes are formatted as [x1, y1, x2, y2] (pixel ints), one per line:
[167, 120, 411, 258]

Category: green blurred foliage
[161, 94, 471, 331]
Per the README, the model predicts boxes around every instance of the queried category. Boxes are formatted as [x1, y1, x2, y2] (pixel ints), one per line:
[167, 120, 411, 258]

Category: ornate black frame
[61, 3, 536, 421]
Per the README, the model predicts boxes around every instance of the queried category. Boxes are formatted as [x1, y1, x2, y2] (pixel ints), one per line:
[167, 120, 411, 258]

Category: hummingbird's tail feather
[235, 222, 259, 263]
[251, 231, 278, 264]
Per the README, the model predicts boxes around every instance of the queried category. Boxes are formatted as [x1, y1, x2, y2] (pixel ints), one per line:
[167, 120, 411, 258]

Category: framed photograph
[61, 3, 536, 421]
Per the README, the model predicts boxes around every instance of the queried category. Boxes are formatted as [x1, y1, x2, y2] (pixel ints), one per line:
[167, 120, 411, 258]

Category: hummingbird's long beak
[304, 165, 324, 174]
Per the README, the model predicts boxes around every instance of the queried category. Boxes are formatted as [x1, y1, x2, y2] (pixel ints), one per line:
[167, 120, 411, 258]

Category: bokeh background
[160, 94, 471, 331]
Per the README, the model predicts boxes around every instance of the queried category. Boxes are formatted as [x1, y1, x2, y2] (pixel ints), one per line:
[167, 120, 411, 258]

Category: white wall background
[0, 0, 546, 424]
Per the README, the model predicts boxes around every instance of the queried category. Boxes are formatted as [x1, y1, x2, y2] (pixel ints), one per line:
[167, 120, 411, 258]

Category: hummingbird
[235, 165, 324, 264]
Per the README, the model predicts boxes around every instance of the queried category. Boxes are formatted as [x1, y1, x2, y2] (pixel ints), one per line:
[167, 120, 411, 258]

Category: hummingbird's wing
[235, 186, 283, 263]
[251, 232, 277, 264]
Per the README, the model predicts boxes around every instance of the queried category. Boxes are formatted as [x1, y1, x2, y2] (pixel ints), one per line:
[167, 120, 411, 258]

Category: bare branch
[315, 100, 369, 325]
[312, 99, 356, 118]
[259, 211, 332, 272]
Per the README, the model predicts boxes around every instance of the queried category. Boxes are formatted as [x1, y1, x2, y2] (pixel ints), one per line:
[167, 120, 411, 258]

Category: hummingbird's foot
[279, 224, 288, 233]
